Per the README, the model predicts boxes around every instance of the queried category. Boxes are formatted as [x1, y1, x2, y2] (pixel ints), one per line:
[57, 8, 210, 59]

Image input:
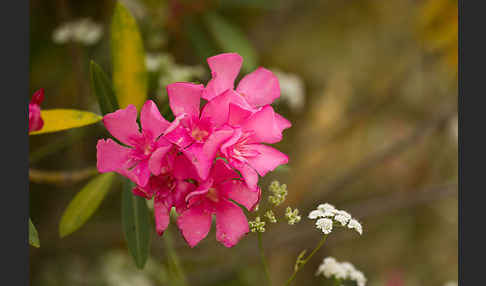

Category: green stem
[163, 226, 188, 286]
[257, 231, 272, 286]
[284, 235, 328, 286]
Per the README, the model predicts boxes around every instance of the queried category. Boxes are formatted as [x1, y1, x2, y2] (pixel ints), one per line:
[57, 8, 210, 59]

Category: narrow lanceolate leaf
[111, 1, 148, 110]
[29, 109, 102, 135]
[90, 61, 119, 115]
[59, 173, 116, 238]
[203, 12, 258, 72]
[29, 218, 40, 248]
[186, 19, 218, 62]
[122, 179, 151, 269]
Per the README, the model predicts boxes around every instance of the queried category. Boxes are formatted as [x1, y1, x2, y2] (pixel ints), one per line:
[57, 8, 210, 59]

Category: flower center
[191, 127, 209, 142]
[206, 187, 219, 202]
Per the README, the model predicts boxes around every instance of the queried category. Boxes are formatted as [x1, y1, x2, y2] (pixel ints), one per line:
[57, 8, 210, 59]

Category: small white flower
[145, 53, 162, 72]
[308, 209, 324, 219]
[334, 210, 352, 226]
[52, 18, 103, 46]
[443, 282, 458, 286]
[350, 270, 367, 286]
[272, 69, 305, 112]
[317, 203, 337, 213]
[316, 257, 366, 286]
[52, 25, 71, 44]
[348, 219, 363, 235]
[315, 218, 333, 234]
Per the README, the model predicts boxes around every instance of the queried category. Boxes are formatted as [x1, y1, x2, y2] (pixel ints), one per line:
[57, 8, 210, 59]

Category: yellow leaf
[30, 109, 102, 135]
[111, 1, 148, 110]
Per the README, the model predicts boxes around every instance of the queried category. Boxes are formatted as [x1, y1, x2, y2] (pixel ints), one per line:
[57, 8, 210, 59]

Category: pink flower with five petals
[202, 53, 291, 145]
[96, 100, 172, 187]
[177, 159, 260, 248]
[164, 82, 234, 180]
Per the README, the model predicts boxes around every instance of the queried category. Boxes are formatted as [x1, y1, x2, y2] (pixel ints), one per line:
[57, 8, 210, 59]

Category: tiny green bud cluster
[265, 210, 277, 223]
[268, 180, 288, 206]
[249, 216, 266, 233]
[285, 207, 302, 225]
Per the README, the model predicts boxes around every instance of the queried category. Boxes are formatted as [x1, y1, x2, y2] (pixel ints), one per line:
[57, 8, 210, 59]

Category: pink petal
[235, 162, 259, 190]
[102, 105, 141, 146]
[173, 152, 199, 181]
[220, 180, 260, 211]
[185, 178, 213, 205]
[202, 53, 243, 101]
[246, 144, 288, 177]
[96, 138, 150, 187]
[241, 105, 283, 144]
[132, 186, 153, 199]
[183, 128, 234, 180]
[201, 90, 242, 128]
[31, 89, 45, 105]
[163, 122, 193, 148]
[167, 82, 203, 118]
[148, 141, 173, 175]
[210, 159, 240, 185]
[215, 200, 249, 247]
[154, 198, 170, 235]
[140, 100, 170, 138]
[275, 113, 292, 131]
[129, 161, 151, 187]
[96, 138, 132, 173]
[236, 67, 280, 108]
[29, 103, 43, 132]
[173, 181, 196, 213]
[227, 103, 253, 126]
[177, 205, 212, 248]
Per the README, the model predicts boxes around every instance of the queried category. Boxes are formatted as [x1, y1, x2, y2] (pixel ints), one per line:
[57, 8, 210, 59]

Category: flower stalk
[284, 234, 328, 286]
[257, 231, 272, 285]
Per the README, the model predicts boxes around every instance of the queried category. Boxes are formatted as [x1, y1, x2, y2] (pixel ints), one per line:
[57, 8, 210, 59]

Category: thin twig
[29, 167, 98, 185]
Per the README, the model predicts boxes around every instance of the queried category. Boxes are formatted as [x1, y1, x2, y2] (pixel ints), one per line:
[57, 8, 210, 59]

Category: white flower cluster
[308, 203, 363, 235]
[316, 257, 367, 286]
[443, 281, 458, 286]
[52, 18, 103, 46]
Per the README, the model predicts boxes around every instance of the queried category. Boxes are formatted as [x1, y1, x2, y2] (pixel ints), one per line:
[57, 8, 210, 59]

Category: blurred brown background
[29, 0, 458, 285]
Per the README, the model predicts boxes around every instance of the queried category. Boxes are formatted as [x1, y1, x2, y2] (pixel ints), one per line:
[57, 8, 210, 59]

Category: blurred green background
[29, 0, 458, 285]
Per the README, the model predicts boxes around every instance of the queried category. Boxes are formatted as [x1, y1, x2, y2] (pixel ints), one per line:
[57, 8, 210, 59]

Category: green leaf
[122, 179, 151, 269]
[59, 172, 116, 238]
[29, 109, 102, 135]
[203, 12, 258, 72]
[111, 1, 148, 110]
[90, 61, 119, 115]
[29, 218, 40, 248]
[186, 19, 218, 61]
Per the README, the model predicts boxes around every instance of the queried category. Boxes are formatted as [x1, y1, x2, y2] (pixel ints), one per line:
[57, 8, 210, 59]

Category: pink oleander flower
[177, 159, 260, 248]
[96, 100, 172, 187]
[29, 88, 45, 133]
[164, 82, 234, 180]
[132, 148, 198, 235]
[202, 53, 291, 134]
[219, 104, 289, 189]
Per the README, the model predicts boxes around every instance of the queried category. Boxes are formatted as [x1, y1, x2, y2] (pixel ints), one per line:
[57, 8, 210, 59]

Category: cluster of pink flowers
[29, 89, 45, 133]
[96, 53, 291, 247]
